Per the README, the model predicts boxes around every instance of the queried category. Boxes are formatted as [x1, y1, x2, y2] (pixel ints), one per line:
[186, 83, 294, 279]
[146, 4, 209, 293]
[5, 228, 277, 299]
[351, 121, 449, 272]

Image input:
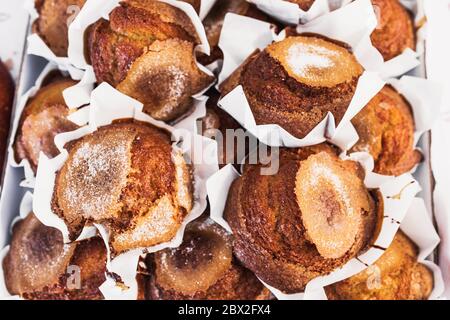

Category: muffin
[0, 60, 14, 173]
[87, 0, 214, 122]
[201, 89, 247, 167]
[325, 231, 433, 300]
[370, 0, 415, 61]
[51, 120, 193, 255]
[351, 85, 421, 176]
[221, 35, 364, 139]
[144, 218, 271, 300]
[14, 76, 79, 173]
[199, 0, 273, 65]
[224, 144, 381, 293]
[2, 213, 107, 300]
[33, 0, 88, 57]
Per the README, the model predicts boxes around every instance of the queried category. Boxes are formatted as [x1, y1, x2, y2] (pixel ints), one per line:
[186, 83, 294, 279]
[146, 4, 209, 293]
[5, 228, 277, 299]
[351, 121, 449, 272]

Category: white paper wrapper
[199, 0, 217, 20]
[0, 192, 33, 300]
[207, 150, 421, 299]
[32, 83, 219, 299]
[6, 63, 94, 189]
[248, 0, 330, 25]
[217, 9, 385, 148]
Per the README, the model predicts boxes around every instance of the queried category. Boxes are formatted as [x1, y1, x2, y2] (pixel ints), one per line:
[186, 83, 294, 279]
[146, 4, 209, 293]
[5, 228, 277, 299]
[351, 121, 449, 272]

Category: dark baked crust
[14, 77, 79, 173]
[226, 36, 363, 139]
[145, 219, 271, 300]
[0, 60, 14, 174]
[33, 0, 87, 57]
[370, 0, 415, 61]
[3, 213, 106, 300]
[224, 144, 380, 293]
[351, 85, 421, 176]
[87, 0, 213, 122]
[325, 231, 433, 300]
[51, 120, 193, 254]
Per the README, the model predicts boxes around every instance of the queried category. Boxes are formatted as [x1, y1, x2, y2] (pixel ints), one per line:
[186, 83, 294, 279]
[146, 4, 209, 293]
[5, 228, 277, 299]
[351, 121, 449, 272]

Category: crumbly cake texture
[3, 213, 106, 300]
[224, 144, 380, 293]
[33, 0, 87, 57]
[14, 78, 79, 173]
[145, 219, 270, 300]
[325, 231, 433, 300]
[51, 120, 193, 254]
[0, 60, 14, 171]
[87, 0, 214, 122]
[230, 36, 363, 139]
[370, 0, 415, 61]
[351, 85, 421, 176]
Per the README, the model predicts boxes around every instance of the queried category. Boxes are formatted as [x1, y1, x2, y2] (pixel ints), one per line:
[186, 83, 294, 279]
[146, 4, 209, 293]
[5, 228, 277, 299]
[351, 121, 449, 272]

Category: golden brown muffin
[199, 0, 273, 65]
[0, 60, 14, 174]
[14, 77, 79, 173]
[325, 231, 433, 300]
[87, 0, 214, 122]
[351, 85, 421, 176]
[224, 144, 381, 293]
[51, 120, 193, 255]
[222, 36, 364, 139]
[144, 218, 271, 300]
[33, 0, 87, 57]
[3, 213, 107, 300]
[201, 89, 247, 167]
[370, 0, 415, 61]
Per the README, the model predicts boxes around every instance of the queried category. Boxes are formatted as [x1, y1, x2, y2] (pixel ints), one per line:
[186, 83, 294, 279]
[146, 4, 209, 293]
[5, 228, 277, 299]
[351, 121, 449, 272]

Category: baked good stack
[0, 0, 445, 300]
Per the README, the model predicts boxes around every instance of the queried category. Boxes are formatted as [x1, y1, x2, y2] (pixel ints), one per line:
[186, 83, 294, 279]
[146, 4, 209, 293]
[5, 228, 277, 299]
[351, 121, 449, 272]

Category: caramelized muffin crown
[87, 0, 213, 122]
[52, 120, 193, 254]
[233, 36, 363, 139]
[33, 0, 87, 57]
[146, 219, 270, 300]
[351, 85, 421, 176]
[3, 213, 107, 300]
[14, 78, 79, 172]
[224, 144, 380, 293]
[326, 231, 434, 300]
[370, 0, 415, 61]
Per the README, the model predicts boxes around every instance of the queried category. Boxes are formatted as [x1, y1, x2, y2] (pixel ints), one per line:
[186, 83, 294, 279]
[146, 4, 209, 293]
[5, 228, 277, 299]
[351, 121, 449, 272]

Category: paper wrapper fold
[32, 83, 219, 300]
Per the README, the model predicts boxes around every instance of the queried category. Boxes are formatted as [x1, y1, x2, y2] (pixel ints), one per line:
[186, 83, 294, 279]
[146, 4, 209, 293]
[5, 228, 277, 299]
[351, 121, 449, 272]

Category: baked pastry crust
[87, 0, 214, 122]
[325, 231, 433, 300]
[224, 144, 381, 293]
[33, 0, 87, 57]
[286, 0, 316, 11]
[145, 218, 271, 300]
[351, 85, 421, 176]
[3, 213, 106, 300]
[223, 36, 363, 138]
[51, 120, 193, 254]
[0, 60, 14, 173]
[14, 77, 79, 173]
[370, 0, 415, 61]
